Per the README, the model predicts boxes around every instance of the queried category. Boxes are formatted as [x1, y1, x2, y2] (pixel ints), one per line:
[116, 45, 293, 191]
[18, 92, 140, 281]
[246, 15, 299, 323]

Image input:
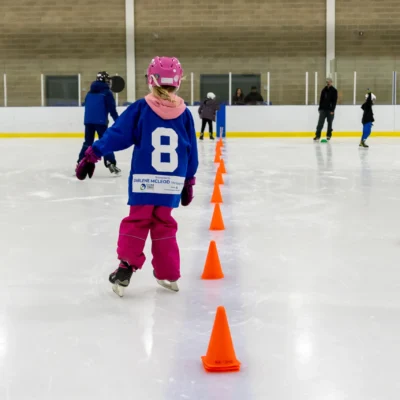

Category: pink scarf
[145, 93, 186, 120]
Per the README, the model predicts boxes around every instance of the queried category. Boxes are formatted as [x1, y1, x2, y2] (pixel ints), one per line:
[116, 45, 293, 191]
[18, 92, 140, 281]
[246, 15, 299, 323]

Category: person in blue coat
[76, 57, 198, 297]
[76, 71, 120, 174]
[360, 90, 376, 148]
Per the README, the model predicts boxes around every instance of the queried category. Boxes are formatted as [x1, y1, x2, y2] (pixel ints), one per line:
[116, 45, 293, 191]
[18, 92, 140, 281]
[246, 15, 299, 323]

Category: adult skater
[198, 92, 219, 140]
[76, 57, 198, 297]
[314, 78, 338, 142]
[76, 71, 120, 174]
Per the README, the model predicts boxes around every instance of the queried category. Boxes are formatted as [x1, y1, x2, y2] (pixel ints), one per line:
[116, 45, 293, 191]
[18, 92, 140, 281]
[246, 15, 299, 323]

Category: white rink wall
[226, 105, 400, 134]
[1, 105, 400, 135]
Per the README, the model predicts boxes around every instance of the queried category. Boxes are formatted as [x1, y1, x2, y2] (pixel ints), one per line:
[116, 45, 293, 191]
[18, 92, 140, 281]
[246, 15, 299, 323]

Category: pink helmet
[147, 56, 183, 88]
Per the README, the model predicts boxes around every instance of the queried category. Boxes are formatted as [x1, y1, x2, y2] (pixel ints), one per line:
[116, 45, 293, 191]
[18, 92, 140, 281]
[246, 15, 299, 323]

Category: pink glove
[76, 147, 101, 180]
[181, 177, 196, 206]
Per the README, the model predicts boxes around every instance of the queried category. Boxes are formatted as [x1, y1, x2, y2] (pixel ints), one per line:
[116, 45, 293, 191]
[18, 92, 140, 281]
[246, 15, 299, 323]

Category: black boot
[210, 134, 215, 140]
[313, 136, 320, 142]
[199, 134, 204, 140]
[359, 140, 369, 148]
[109, 261, 136, 297]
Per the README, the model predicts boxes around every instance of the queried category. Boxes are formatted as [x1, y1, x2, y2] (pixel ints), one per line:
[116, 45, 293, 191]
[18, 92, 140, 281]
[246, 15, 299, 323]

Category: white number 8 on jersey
[151, 128, 179, 173]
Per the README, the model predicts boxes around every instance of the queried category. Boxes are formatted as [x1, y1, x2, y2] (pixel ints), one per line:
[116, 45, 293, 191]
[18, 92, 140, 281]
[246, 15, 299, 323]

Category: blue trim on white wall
[216, 104, 226, 138]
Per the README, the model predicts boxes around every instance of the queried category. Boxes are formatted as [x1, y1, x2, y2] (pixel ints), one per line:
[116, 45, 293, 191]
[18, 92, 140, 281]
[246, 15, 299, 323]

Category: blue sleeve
[105, 90, 119, 122]
[185, 110, 199, 179]
[92, 100, 143, 157]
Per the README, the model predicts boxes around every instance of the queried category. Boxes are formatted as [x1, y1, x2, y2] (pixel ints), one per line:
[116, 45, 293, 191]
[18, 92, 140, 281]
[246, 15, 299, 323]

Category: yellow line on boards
[1, 132, 400, 138]
[225, 132, 400, 138]
[0, 133, 84, 138]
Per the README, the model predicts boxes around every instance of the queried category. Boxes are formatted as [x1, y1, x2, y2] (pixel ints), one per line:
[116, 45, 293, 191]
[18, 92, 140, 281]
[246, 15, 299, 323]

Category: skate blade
[112, 284, 125, 297]
[156, 279, 179, 292]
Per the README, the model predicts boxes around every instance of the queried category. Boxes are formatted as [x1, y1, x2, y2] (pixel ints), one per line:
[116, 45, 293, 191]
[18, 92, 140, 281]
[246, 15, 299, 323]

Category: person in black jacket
[198, 92, 219, 140]
[244, 86, 264, 105]
[314, 78, 338, 141]
[360, 91, 376, 148]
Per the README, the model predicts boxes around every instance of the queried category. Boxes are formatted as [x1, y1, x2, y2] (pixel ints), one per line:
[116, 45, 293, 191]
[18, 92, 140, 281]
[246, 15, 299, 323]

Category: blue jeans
[362, 122, 372, 141]
[78, 124, 116, 165]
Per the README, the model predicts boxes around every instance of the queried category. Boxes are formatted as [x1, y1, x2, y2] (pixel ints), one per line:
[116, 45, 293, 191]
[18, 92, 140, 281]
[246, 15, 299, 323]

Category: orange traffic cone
[214, 151, 221, 163]
[209, 204, 225, 230]
[214, 170, 224, 185]
[210, 183, 223, 203]
[219, 158, 227, 174]
[201, 306, 240, 372]
[201, 241, 224, 279]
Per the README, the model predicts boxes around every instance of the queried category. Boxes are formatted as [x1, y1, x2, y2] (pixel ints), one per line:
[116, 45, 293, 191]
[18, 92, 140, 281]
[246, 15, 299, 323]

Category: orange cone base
[209, 225, 224, 231]
[201, 356, 240, 372]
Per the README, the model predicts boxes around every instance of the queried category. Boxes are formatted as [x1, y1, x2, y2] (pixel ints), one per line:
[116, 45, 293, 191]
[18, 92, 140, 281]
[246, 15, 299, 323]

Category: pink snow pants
[117, 205, 180, 281]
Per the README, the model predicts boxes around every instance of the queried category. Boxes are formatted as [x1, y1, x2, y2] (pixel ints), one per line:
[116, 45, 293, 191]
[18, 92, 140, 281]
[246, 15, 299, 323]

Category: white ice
[1, 138, 400, 400]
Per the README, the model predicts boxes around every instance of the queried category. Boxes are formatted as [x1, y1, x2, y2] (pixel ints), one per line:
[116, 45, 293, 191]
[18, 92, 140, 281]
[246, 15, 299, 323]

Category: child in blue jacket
[360, 90, 376, 148]
[77, 71, 120, 174]
[76, 57, 198, 297]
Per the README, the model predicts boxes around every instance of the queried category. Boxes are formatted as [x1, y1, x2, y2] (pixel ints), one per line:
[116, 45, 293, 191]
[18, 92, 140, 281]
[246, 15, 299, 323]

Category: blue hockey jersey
[92, 96, 198, 208]
[84, 81, 119, 125]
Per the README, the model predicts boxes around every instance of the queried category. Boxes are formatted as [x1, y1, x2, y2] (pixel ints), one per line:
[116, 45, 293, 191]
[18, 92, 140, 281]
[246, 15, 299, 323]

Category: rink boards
[1, 105, 400, 137]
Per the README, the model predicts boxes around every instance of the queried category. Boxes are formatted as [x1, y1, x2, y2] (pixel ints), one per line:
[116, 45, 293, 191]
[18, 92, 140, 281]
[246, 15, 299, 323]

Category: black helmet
[96, 71, 110, 83]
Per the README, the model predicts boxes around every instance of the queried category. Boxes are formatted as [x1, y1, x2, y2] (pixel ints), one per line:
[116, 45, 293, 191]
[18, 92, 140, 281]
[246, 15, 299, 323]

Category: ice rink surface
[1, 137, 400, 400]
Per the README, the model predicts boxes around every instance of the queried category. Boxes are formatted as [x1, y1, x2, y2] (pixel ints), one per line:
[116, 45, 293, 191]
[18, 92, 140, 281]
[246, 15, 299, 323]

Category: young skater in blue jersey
[77, 71, 121, 174]
[76, 57, 198, 297]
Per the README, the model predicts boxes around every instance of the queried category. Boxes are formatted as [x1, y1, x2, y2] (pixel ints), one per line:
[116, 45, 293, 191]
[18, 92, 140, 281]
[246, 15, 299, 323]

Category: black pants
[315, 110, 334, 138]
[78, 124, 116, 165]
[201, 119, 213, 136]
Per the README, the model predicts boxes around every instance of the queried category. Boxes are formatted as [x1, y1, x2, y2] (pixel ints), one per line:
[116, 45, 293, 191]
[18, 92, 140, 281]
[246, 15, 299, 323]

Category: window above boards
[200, 74, 261, 104]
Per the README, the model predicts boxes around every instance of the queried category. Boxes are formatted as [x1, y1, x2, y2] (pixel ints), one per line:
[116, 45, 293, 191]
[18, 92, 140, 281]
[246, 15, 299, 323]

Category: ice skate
[199, 134, 204, 140]
[359, 140, 369, 148]
[327, 136, 331, 141]
[210, 134, 215, 140]
[153, 271, 179, 292]
[109, 261, 136, 297]
[313, 136, 320, 142]
[105, 161, 121, 175]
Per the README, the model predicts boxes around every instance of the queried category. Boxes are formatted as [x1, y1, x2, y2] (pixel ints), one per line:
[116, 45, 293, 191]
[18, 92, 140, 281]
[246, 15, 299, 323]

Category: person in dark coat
[198, 92, 219, 140]
[232, 88, 245, 105]
[77, 71, 120, 174]
[359, 90, 376, 148]
[314, 78, 338, 141]
[244, 86, 264, 105]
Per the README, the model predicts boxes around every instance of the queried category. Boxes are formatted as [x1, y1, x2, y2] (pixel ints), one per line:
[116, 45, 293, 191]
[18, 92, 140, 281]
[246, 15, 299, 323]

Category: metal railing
[2, 70, 399, 106]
